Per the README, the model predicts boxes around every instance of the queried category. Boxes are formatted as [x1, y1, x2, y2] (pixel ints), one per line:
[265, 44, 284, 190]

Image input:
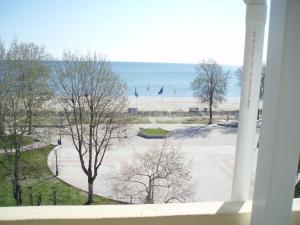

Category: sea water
[49, 61, 241, 98]
[112, 62, 241, 98]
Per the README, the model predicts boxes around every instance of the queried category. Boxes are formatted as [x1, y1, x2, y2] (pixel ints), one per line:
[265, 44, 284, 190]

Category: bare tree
[6, 40, 52, 135]
[111, 141, 194, 204]
[191, 59, 229, 124]
[0, 44, 33, 206]
[0, 39, 7, 139]
[0, 39, 57, 206]
[235, 64, 266, 119]
[55, 52, 128, 204]
[235, 64, 265, 101]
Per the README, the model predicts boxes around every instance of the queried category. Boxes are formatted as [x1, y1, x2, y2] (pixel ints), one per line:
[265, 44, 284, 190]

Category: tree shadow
[219, 125, 260, 135]
[219, 126, 238, 135]
[169, 125, 213, 139]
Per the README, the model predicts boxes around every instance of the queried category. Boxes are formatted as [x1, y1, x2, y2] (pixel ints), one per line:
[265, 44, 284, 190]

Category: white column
[251, 0, 300, 224]
[231, 2, 267, 201]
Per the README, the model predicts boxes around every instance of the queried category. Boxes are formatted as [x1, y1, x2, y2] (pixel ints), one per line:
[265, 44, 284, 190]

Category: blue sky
[0, 0, 269, 65]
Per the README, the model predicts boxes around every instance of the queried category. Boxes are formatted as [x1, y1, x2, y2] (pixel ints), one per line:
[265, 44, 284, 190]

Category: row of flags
[135, 86, 176, 98]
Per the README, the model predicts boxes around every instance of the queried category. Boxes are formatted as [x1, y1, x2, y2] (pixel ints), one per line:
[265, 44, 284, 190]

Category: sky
[0, 0, 269, 65]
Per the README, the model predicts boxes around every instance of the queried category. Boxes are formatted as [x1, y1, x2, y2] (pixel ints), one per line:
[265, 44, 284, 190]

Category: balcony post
[231, 1, 267, 201]
[251, 0, 300, 224]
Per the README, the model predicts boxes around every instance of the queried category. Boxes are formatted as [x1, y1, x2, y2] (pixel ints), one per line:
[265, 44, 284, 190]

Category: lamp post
[59, 111, 62, 145]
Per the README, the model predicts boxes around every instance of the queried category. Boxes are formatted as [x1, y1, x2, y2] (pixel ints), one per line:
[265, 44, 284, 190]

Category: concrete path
[48, 124, 259, 202]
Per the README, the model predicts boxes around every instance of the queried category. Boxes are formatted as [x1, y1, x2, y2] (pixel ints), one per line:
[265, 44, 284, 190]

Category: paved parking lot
[48, 124, 259, 202]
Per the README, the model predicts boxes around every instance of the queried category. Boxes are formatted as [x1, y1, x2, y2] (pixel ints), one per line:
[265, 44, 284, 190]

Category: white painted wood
[251, 0, 300, 224]
[231, 2, 267, 201]
[1, 200, 300, 225]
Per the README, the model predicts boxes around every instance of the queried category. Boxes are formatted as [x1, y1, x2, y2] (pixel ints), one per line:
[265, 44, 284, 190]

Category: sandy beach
[128, 96, 242, 112]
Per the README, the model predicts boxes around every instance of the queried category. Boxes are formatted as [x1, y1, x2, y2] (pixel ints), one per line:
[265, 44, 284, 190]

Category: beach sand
[47, 96, 262, 113]
[128, 96, 241, 112]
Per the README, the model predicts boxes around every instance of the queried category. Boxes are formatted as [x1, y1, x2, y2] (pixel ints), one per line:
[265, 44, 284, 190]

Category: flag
[158, 86, 163, 95]
[134, 87, 138, 98]
[146, 84, 150, 92]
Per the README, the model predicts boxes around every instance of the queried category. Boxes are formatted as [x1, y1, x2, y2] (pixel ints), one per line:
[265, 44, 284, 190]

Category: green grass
[0, 145, 118, 206]
[182, 118, 217, 124]
[140, 128, 170, 136]
[152, 117, 218, 124]
[154, 118, 184, 124]
[0, 135, 34, 149]
[127, 117, 151, 124]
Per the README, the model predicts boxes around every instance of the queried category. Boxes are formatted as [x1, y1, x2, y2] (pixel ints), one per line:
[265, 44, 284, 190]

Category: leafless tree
[111, 141, 194, 204]
[6, 39, 52, 135]
[235, 64, 265, 101]
[0, 43, 33, 205]
[0, 39, 49, 206]
[55, 52, 128, 204]
[0, 40, 7, 138]
[191, 59, 229, 124]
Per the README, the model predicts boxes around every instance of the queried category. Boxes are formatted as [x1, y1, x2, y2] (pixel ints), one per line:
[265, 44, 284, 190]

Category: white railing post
[231, 1, 267, 201]
[251, 0, 300, 224]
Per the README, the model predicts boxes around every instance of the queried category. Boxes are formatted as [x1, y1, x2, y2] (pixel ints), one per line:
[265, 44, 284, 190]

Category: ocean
[111, 62, 241, 98]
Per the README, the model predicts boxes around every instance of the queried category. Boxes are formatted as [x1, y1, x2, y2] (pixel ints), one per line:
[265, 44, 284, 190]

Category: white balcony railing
[0, 199, 300, 225]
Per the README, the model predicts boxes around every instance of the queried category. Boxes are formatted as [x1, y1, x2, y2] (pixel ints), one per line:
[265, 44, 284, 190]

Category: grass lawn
[140, 128, 170, 136]
[127, 116, 151, 124]
[0, 135, 34, 149]
[151, 117, 217, 124]
[182, 118, 217, 124]
[0, 145, 118, 206]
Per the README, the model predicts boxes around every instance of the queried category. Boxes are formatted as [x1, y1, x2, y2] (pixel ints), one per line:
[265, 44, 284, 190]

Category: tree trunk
[208, 101, 213, 124]
[29, 186, 34, 206]
[13, 179, 23, 206]
[86, 178, 94, 205]
[0, 123, 4, 140]
[0, 116, 4, 139]
[145, 189, 153, 204]
[85, 121, 94, 205]
[0, 111, 5, 140]
[27, 110, 33, 135]
[16, 182, 22, 206]
[37, 192, 42, 206]
[53, 190, 57, 205]
[145, 176, 154, 204]
[13, 138, 23, 206]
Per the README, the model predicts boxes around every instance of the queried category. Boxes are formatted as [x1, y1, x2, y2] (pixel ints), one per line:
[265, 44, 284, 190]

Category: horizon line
[47, 59, 243, 67]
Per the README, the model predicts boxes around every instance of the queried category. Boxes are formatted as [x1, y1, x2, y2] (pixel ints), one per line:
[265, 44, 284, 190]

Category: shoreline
[128, 96, 242, 112]
[47, 96, 263, 113]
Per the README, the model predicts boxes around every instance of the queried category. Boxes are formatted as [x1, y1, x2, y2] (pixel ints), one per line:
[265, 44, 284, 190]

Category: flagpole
[147, 84, 150, 116]
[135, 96, 138, 108]
[135, 88, 138, 109]
[158, 86, 164, 116]
[149, 91, 151, 116]
[161, 88, 163, 114]
[134, 87, 138, 123]
[173, 88, 176, 117]
[161, 94, 163, 113]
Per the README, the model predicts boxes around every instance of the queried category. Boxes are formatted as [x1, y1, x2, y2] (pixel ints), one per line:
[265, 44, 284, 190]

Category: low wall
[0, 200, 300, 225]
